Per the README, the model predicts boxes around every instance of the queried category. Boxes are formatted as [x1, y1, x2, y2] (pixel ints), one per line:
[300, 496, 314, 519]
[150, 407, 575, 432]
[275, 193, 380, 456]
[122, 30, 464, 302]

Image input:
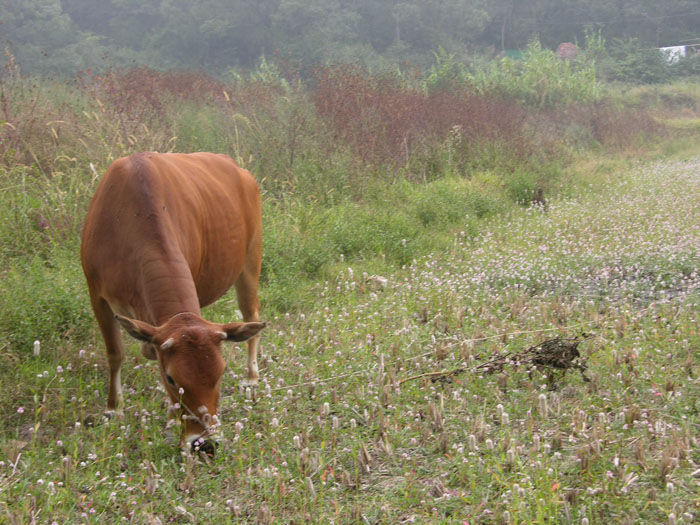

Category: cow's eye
[166, 374, 175, 386]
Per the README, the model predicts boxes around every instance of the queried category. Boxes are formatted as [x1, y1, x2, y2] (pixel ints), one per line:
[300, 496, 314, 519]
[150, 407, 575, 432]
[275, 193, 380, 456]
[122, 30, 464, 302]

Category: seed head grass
[1, 157, 700, 522]
[2, 65, 700, 522]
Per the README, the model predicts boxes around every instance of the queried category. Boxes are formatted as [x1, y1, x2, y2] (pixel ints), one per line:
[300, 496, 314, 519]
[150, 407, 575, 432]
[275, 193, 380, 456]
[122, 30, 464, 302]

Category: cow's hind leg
[235, 261, 261, 387]
[91, 296, 126, 414]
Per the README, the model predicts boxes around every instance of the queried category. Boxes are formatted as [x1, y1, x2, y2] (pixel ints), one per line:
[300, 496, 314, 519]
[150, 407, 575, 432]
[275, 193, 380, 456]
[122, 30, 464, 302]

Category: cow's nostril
[192, 438, 218, 456]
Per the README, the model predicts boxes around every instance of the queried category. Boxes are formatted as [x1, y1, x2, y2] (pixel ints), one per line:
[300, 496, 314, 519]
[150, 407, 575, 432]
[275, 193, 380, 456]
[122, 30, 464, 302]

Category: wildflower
[305, 477, 316, 498]
[538, 393, 548, 418]
[17, 407, 24, 414]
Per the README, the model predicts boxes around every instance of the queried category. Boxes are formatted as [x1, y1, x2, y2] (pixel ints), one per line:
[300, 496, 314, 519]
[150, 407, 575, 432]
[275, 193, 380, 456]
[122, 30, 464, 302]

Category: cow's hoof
[240, 377, 259, 388]
[84, 411, 119, 427]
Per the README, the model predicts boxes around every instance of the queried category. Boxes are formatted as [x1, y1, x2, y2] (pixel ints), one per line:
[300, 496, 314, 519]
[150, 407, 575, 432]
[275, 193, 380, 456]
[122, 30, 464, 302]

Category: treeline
[2, 0, 700, 75]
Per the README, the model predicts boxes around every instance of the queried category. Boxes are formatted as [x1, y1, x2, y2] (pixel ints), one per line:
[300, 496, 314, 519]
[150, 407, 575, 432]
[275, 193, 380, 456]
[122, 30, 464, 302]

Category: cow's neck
[138, 251, 201, 326]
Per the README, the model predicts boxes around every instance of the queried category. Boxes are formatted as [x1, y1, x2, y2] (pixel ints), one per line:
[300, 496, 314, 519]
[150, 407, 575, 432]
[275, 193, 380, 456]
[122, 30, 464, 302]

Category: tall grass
[0, 59, 675, 350]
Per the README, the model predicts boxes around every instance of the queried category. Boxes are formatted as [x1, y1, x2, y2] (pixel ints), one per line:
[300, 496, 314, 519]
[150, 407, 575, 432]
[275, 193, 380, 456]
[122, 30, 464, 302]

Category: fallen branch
[399, 334, 591, 386]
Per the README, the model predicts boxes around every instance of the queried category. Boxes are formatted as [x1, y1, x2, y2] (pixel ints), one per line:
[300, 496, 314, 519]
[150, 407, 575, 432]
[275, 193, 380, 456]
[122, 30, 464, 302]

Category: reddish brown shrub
[590, 102, 663, 149]
[540, 101, 663, 150]
[80, 67, 227, 122]
[311, 65, 533, 168]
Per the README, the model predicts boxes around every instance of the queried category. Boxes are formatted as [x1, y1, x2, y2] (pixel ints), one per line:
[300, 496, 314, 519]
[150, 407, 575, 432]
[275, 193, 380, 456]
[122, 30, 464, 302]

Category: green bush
[425, 47, 468, 93]
[323, 202, 415, 265]
[601, 38, 671, 84]
[173, 103, 236, 153]
[0, 165, 94, 354]
[671, 53, 700, 78]
[503, 168, 542, 205]
[402, 177, 494, 226]
[0, 252, 92, 352]
[466, 40, 599, 107]
[0, 166, 47, 260]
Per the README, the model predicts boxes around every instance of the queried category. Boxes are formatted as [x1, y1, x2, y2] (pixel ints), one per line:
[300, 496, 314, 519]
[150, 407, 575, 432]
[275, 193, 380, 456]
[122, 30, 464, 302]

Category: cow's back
[81, 152, 261, 314]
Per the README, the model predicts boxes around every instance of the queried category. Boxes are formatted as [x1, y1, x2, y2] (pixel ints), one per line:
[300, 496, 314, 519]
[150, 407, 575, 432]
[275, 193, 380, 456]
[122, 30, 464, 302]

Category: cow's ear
[219, 321, 266, 342]
[115, 314, 157, 343]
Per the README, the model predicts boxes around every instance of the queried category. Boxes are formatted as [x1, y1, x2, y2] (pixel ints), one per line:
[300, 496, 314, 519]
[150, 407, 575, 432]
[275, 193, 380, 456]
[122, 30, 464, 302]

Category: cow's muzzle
[188, 436, 219, 456]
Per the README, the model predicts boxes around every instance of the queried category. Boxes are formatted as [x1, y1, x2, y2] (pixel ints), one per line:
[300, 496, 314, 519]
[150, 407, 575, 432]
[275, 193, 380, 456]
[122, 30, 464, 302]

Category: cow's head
[115, 312, 265, 454]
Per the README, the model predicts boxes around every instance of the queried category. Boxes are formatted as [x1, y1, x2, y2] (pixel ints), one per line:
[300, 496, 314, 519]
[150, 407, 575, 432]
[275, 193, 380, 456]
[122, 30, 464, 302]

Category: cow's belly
[191, 243, 248, 308]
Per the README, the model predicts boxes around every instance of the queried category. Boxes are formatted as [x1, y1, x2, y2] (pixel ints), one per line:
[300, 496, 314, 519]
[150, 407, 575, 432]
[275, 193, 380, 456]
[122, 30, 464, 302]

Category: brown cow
[81, 152, 266, 453]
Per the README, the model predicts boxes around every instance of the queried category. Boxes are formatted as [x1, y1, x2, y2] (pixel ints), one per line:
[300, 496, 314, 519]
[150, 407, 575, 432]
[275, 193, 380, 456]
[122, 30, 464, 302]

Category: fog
[2, 0, 700, 74]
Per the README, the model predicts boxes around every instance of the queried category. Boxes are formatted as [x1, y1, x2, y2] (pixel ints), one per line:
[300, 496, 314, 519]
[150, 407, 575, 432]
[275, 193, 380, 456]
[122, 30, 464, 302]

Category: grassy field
[2, 157, 699, 523]
[1, 66, 700, 523]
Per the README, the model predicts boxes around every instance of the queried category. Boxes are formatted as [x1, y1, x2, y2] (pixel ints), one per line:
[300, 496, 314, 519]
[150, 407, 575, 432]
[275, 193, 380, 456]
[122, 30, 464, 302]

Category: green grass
[2, 72, 700, 522]
[2, 155, 700, 523]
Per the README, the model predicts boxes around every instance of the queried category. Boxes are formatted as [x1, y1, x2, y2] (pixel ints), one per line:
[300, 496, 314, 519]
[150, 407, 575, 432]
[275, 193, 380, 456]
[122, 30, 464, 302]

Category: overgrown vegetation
[0, 52, 668, 348]
[465, 41, 599, 107]
[2, 49, 700, 522]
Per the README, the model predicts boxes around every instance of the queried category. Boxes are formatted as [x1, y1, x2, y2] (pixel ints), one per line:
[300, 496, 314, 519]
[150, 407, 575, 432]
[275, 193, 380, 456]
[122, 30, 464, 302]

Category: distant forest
[3, 0, 700, 75]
